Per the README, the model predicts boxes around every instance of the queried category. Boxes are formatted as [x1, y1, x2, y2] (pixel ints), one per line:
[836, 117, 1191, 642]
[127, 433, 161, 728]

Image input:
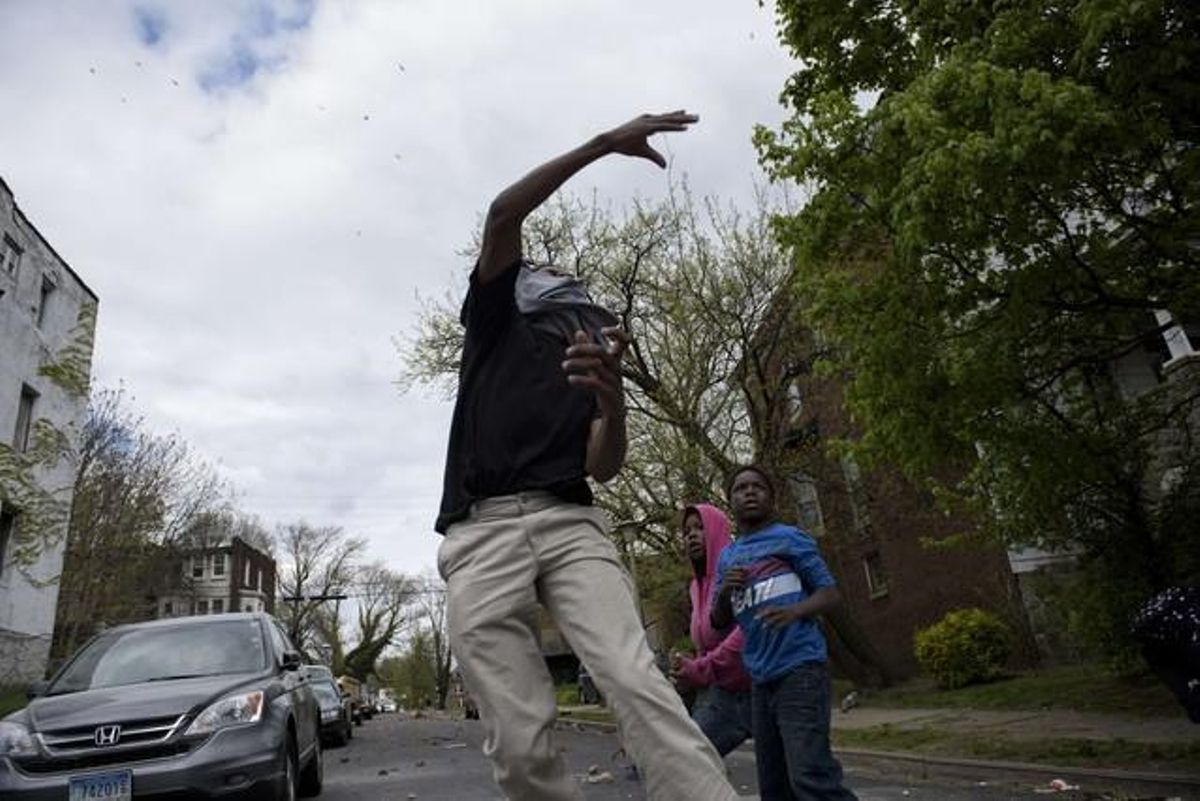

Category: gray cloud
[0, 0, 795, 579]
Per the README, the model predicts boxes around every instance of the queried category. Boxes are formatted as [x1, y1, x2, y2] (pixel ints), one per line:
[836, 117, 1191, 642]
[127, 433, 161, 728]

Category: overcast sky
[0, 0, 796, 579]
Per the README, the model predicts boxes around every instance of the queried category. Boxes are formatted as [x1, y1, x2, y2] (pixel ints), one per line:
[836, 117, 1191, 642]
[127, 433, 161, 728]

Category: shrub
[914, 608, 1012, 689]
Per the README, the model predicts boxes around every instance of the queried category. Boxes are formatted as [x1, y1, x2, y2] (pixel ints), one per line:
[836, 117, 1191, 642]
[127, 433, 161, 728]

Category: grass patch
[834, 724, 1200, 772]
[559, 708, 614, 725]
[862, 664, 1180, 718]
[554, 684, 579, 707]
[0, 686, 27, 718]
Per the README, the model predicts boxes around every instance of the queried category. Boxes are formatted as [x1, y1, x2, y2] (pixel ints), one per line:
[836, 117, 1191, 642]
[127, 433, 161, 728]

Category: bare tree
[408, 572, 453, 709]
[52, 386, 230, 661]
[398, 184, 894, 684]
[342, 563, 417, 679]
[274, 522, 365, 658]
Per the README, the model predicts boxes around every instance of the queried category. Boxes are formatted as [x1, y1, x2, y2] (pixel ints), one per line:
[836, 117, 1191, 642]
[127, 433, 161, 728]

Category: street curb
[557, 715, 1200, 798]
[829, 748, 1200, 798]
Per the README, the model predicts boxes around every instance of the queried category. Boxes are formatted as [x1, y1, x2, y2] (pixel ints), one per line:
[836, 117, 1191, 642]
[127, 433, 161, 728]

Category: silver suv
[0, 612, 322, 800]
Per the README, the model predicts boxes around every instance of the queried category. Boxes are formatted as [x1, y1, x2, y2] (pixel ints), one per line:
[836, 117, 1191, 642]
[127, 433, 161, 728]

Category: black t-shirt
[434, 263, 596, 533]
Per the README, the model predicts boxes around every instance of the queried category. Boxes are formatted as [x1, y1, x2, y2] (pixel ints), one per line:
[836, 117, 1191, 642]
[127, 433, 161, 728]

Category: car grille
[16, 714, 193, 774]
[15, 741, 196, 774]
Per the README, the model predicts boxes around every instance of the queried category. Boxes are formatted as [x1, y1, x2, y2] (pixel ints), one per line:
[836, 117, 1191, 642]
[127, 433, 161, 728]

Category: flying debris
[171, 78, 180, 86]
[135, 60, 143, 67]
[363, 114, 371, 121]
[397, 63, 406, 72]
[89, 67, 96, 74]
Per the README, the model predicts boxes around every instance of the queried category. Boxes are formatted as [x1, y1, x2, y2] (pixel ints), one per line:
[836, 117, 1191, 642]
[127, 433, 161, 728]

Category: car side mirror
[27, 680, 49, 699]
[281, 651, 302, 671]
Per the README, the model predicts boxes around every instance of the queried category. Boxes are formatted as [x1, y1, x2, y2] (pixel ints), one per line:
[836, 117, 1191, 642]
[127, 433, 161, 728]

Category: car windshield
[48, 619, 268, 694]
[311, 681, 341, 709]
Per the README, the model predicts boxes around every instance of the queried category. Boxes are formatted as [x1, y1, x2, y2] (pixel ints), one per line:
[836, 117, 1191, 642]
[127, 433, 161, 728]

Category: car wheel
[298, 735, 323, 797]
[273, 740, 298, 801]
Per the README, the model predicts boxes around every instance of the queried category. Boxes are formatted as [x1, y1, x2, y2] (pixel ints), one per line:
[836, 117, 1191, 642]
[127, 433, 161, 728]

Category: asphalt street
[321, 714, 1075, 800]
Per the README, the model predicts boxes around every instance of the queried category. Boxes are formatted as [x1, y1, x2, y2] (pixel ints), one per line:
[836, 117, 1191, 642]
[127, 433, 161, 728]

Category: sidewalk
[558, 703, 1200, 797]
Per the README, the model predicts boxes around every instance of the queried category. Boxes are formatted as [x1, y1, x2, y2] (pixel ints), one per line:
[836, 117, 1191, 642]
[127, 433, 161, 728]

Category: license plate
[68, 769, 132, 801]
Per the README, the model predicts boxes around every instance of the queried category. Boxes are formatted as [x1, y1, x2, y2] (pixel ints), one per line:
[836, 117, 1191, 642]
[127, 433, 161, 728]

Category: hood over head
[682, 503, 733, 580]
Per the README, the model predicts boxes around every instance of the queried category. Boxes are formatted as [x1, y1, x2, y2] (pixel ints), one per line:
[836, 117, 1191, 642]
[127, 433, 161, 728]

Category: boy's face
[730, 470, 773, 528]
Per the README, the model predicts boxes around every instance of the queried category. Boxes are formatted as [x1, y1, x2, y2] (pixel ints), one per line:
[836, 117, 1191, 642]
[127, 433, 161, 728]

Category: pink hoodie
[677, 503, 752, 693]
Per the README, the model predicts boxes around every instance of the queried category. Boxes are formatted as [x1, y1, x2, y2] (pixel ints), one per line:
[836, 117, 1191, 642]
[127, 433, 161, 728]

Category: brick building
[156, 537, 276, 618]
[748, 321, 1033, 683]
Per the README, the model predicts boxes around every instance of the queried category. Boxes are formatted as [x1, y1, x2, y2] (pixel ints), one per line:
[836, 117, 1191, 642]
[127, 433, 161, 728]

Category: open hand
[563, 327, 630, 418]
[718, 567, 748, 599]
[601, 111, 698, 168]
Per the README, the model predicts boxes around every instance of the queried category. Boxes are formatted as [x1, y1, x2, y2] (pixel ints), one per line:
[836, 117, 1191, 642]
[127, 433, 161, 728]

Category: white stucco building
[0, 176, 98, 683]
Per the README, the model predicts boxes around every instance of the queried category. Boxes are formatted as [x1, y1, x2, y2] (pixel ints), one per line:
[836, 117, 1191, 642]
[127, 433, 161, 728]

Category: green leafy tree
[382, 630, 437, 710]
[757, 0, 1200, 660]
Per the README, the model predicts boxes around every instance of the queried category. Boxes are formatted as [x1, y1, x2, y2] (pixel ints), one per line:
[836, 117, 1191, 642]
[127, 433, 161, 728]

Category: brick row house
[156, 537, 277, 619]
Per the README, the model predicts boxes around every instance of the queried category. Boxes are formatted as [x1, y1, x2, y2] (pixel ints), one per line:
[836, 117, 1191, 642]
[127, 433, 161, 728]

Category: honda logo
[94, 725, 121, 747]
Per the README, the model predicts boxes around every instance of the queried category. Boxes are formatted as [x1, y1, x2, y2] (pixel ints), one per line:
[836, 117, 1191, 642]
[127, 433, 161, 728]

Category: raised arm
[477, 111, 699, 285]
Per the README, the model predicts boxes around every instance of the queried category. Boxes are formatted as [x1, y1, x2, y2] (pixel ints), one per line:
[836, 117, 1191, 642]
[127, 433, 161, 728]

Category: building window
[1, 236, 21, 278]
[163, 601, 173, 617]
[192, 555, 204, 579]
[244, 559, 252, 587]
[787, 380, 805, 423]
[211, 598, 223, 614]
[212, 552, 225, 577]
[35, 275, 56, 328]
[840, 455, 872, 538]
[863, 552, 890, 599]
[197, 599, 209, 615]
[244, 604, 253, 613]
[13, 385, 38, 452]
[0, 507, 17, 575]
[790, 473, 825, 537]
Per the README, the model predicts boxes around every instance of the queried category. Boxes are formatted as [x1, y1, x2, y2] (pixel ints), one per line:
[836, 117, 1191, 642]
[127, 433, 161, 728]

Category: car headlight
[184, 691, 264, 736]
[0, 721, 37, 757]
[320, 709, 339, 721]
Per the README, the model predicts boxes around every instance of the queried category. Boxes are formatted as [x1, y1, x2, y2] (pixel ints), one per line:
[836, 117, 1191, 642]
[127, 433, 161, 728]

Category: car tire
[299, 736, 323, 797]
[273, 740, 298, 801]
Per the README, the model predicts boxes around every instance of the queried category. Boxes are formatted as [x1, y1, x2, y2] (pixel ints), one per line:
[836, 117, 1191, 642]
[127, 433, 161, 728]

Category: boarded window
[35, 274, 56, 329]
[13, 385, 38, 452]
[1, 236, 21, 278]
[0, 507, 17, 575]
[863, 552, 890, 599]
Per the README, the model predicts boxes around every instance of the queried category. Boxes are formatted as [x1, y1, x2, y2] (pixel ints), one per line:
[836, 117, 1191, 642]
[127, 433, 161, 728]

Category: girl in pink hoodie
[672, 503, 754, 756]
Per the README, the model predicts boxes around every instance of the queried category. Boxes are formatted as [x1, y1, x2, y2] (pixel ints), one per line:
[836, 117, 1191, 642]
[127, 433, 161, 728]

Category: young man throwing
[435, 111, 739, 801]
[712, 465, 858, 801]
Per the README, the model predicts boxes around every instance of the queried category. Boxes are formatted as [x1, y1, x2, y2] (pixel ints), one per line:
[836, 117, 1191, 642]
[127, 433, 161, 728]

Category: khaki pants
[438, 492, 738, 801]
